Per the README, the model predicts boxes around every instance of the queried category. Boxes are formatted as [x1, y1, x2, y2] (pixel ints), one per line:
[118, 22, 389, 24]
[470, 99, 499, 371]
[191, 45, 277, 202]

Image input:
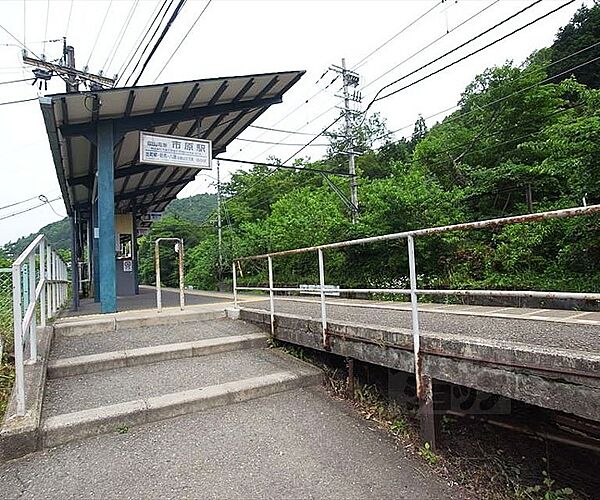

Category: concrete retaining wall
[236, 308, 600, 422]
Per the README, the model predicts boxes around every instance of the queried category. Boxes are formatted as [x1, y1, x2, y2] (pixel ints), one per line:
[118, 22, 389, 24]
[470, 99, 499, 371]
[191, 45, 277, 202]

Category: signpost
[139, 131, 212, 170]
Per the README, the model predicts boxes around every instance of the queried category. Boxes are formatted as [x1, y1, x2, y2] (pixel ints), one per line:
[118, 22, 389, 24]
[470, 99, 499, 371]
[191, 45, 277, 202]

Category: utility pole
[23, 38, 114, 93]
[329, 58, 361, 223]
[216, 160, 223, 283]
[22, 40, 114, 312]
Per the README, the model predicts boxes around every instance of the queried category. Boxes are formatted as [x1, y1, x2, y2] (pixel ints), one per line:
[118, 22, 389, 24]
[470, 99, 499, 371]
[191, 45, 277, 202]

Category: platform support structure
[97, 121, 117, 313]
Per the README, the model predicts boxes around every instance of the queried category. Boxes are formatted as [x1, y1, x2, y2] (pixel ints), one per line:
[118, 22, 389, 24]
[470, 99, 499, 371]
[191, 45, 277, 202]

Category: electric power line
[115, 0, 164, 84]
[362, 0, 501, 93]
[235, 137, 329, 147]
[130, 0, 187, 86]
[375, 46, 600, 145]
[0, 77, 34, 86]
[85, 0, 114, 70]
[247, 125, 319, 136]
[0, 21, 41, 59]
[369, 0, 575, 108]
[0, 197, 62, 221]
[0, 194, 42, 211]
[352, 0, 444, 71]
[0, 97, 37, 107]
[103, 0, 140, 74]
[65, 0, 74, 38]
[153, 0, 213, 82]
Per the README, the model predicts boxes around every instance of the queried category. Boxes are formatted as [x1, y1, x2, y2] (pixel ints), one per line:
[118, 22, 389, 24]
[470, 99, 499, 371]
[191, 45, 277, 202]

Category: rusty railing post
[407, 235, 436, 449]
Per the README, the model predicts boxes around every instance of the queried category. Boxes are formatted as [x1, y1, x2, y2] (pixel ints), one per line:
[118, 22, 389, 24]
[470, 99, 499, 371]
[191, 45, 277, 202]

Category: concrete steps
[41, 317, 322, 449]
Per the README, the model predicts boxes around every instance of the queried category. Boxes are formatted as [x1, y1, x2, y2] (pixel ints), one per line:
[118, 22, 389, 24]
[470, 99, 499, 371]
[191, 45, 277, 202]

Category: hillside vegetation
[142, 5, 600, 292]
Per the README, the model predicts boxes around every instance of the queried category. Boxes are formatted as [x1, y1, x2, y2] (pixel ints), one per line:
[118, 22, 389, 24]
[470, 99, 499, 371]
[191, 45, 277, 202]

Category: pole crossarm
[59, 96, 283, 141]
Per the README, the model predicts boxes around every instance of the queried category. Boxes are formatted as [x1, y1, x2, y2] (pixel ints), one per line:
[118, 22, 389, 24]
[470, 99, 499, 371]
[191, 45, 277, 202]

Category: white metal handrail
[12, 235, 69, 416]
[232, 204, 600, 439]
[154, 238, 185, 313]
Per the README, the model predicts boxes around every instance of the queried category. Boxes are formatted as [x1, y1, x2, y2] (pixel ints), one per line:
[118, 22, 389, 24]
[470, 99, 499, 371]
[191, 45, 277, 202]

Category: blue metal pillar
[91, 200, 100, 302]
[97, 121, 117, 313]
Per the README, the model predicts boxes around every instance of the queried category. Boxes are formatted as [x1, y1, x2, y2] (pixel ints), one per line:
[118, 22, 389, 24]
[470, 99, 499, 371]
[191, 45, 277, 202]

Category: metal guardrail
[232, 204, 600, 443]
[12, 235, 69, 416]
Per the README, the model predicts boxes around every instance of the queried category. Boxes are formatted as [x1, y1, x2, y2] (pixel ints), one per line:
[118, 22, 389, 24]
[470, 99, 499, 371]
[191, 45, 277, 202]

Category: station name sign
[140, 131, 212, 170]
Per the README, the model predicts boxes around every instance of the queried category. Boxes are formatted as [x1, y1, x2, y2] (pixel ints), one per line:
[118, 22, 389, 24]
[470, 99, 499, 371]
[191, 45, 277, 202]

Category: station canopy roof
[40, 70, 305, 216]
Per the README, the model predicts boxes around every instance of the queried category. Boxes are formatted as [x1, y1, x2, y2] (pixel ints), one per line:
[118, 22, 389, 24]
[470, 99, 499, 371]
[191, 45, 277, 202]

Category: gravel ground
[246, 299, 600, 353]
[43, 348, 289, 417]
[50, 318, 263, 359]
[1, 387, 465, 499]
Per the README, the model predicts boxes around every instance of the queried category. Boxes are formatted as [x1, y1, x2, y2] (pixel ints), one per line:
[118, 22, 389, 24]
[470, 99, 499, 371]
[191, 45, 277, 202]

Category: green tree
[549, 2, 600, 89]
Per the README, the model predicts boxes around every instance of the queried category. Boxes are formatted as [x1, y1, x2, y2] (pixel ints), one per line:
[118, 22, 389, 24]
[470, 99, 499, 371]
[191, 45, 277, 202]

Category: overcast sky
[0, 0, 591, 245]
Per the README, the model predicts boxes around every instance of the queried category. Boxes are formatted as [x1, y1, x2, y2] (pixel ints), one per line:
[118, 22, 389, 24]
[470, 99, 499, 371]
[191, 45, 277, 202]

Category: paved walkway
[0, 387, 462, 499]
[0, 311, 463, 499]
[63, 287, 229, 317]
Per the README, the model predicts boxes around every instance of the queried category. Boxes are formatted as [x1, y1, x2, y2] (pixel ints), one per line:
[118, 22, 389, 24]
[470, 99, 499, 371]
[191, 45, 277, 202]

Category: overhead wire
[43, 0, 49, 55]
[130, 0, 187, 86]
[242, 1, 480, 161]
[0, 194, 44, 211]
[0, 77, 34, 85]
[0, 97, 38, 107]
[372, 42, 600, 144]
[85, 0, 114, 70]
[153, 0, 213, 82]
[235, 137, 329, 147]
[351, 0, 444, 71]
[121, 0, 174, 86]
[236, 0, 444, 159]
[103, 0, 140, 75]
[122, 0, 174, 86]
[115, 0, 164, 84]
[247, 125, 319, 136]
[0, 197, 62, 221]
[362, 0, 501, 93]
[368, 0, 575, 108]
[0, 21, 41, 58]
[65, 0, 74, 38]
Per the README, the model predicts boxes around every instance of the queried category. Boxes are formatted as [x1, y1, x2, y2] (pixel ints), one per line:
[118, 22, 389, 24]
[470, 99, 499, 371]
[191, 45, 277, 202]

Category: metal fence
[12, 235, 69, 415]
[232, 204, 600, 440]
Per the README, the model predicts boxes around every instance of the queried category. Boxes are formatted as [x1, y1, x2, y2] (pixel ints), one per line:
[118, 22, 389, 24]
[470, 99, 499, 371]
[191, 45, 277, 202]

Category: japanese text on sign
[140, 131, 212, 169]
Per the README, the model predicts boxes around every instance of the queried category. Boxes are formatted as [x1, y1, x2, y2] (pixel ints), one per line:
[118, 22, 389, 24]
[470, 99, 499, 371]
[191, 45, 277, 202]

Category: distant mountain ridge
[1, 193, 217, 259]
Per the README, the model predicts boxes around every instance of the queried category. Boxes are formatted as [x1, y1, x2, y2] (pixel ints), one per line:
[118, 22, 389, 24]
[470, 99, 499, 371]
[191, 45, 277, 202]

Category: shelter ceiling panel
[40, 70, 305, 215]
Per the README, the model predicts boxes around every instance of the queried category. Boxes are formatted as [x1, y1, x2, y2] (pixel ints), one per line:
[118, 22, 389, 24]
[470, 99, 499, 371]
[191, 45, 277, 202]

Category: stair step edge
[42, 369, 322, 449]
[48, 333, 268, 378]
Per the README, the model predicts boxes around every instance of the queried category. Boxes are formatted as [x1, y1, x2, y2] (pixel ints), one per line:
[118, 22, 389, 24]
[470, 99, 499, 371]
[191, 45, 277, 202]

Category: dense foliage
[4, 6, 599, 295]
[145, 6, 600, 292]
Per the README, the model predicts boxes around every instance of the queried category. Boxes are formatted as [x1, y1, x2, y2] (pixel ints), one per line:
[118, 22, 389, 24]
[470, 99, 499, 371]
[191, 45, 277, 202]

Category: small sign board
[140, 131, 212, 170]
[299, 284, 340, 296]
[122, 260, 133, 272]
